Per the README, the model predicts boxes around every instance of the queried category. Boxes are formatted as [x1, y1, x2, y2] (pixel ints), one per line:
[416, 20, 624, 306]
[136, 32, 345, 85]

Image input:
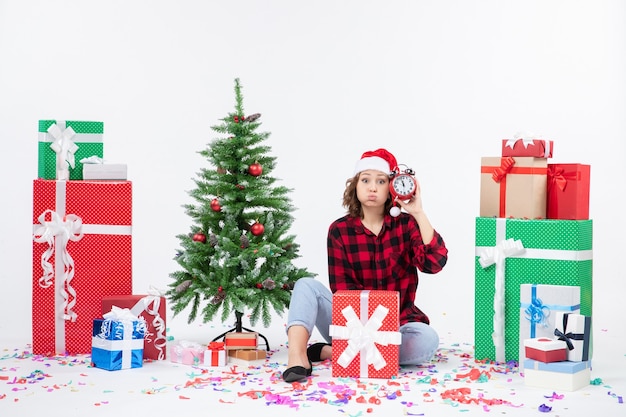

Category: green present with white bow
[38, 120, 104, 180]
[474, 217, 592, 363]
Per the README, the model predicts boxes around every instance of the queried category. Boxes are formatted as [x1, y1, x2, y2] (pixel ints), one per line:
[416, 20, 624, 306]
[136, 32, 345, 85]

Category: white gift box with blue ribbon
[519, 284, 580, 369]
[91, 307, 146, 371]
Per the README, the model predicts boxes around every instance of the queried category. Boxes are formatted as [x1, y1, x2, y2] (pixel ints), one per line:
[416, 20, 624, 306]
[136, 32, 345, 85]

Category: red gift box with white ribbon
[102, 292, 167, 360]
[329, 290, 401, 379]
[32, 179, 132, 355]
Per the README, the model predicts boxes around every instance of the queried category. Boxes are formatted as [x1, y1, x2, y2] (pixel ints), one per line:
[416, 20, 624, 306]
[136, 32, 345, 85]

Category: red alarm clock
[389, 165, 417, 216]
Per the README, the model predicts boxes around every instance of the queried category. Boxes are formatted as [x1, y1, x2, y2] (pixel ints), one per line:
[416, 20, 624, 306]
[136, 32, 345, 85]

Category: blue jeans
[286, 278, 439, 365]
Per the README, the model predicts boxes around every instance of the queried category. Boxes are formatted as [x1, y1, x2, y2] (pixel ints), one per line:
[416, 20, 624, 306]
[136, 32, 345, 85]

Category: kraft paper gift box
[32, 179, 133, 355]
[224, 332, 258, 350]
[501, 138, 554, 158]
[547, 164, 591, 220]
[38, 120, 104, 180]
[204, 342, 227, 367]
[170, 340, 205, 365]
[523, 359, 591, 391]
[480, 156, 548, 219]
[474, 217, 592, 363]
[91, 308, 146, 371]
[227, 349, 267, 361]
[83, 163, 128, 180]
[523, 338, 568, 363]
[519, 284, 580, 366]
[553, 312, 592, 362]
[102, 293, 167, 360]
[329, 290, 401, 379]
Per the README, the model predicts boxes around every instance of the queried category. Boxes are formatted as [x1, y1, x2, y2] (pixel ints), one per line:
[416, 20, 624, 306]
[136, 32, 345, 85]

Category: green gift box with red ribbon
[474, 217, 592, 363]
[547, 163, 591, 220]
[480, 156, 548, 219]
[38, 120, 104, 180]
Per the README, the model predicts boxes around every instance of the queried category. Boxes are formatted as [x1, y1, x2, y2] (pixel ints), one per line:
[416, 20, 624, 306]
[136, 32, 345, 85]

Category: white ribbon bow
[32, 209, 84, 321]
[330, 304, 402, 371]
[479, 238, 525, 363]
[48, 122, 78, 178]
[504, 131, 541, 150]
[129, 286, 168, 360]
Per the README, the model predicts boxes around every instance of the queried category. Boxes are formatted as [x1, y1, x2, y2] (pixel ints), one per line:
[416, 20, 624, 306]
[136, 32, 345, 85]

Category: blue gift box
[91, 318, 145, 371]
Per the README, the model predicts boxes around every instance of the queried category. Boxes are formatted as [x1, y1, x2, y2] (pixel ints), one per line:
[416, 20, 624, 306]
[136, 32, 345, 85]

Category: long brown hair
[342, 173, 393, 218]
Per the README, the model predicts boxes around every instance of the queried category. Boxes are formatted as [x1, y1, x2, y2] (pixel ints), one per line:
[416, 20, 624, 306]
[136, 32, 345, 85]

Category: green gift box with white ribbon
[38, 120, 104, 180]
[474, 217, 592, 363]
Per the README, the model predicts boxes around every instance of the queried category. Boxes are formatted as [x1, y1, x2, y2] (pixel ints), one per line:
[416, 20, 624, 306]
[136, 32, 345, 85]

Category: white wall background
[1, 1, 624, 345]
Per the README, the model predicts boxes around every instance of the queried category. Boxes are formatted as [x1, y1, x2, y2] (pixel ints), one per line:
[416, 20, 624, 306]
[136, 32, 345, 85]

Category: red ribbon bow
[208, 341, 225, 350]
[491, 157, 515, 183]
[548, 166, 568, 191]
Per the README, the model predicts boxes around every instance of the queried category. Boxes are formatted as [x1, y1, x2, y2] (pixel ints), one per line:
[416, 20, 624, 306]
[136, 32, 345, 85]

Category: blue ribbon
[520, 285, 580, 338]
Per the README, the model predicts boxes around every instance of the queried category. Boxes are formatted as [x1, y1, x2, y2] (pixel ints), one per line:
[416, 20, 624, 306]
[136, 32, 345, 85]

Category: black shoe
[307, 342, 331, 362]
[282, 361, 313, 383]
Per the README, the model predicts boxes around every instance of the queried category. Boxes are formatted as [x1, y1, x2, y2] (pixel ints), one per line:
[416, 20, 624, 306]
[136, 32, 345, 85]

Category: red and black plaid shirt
[327, 212, 448, 325]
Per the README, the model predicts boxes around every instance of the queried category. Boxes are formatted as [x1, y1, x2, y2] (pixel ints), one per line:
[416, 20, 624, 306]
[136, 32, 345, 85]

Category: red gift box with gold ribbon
[480, 156, 548, 219]
[329, 290, 401, 379]
[32, 179, 132, 355]
[547, 164, 591, 220]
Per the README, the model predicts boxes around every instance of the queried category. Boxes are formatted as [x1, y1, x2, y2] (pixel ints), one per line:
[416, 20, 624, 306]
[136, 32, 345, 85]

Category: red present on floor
[547, 163, 591, 220]
[32, 179, 132, 355]
[101, 293, 167, 360]
[524, 338, 568, 363]
[329, 290, 401, 379]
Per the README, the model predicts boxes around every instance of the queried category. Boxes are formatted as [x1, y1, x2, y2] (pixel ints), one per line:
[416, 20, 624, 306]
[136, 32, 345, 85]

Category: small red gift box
[502, 138, 553, 158]
[524, 338, 568, 363]
[329, 290, 401, 379]
[480, 157, 548, 219]
[224, 332, 258, 350]
[204, 341, 227, 366]
[547, 164, 591, 220]
[102, 293, 167, 360]
[32, 179, 132, 355]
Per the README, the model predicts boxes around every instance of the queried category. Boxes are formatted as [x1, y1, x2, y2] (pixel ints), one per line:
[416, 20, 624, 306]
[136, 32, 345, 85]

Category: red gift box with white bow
[32, 179, 132, 355]
[329, 290, 401, 379]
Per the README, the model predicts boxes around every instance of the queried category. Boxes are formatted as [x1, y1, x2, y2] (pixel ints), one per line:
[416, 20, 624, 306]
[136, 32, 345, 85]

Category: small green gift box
[38, 120, 104, 180]
[474, 217, 592, 363]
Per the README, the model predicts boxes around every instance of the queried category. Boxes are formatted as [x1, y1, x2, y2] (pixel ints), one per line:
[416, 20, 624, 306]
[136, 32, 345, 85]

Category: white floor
[1, 317, 624, 417]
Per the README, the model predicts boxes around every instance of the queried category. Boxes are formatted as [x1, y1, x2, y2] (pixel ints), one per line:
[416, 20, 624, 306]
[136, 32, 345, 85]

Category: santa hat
[353, 148, 398, 176]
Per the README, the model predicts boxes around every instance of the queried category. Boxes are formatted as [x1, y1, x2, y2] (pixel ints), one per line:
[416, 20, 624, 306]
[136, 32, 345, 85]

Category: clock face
[391, 174, 416, 197]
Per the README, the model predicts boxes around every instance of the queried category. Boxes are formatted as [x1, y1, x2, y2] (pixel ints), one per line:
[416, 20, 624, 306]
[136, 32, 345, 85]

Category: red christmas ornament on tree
[192, 232, 207, 243]
[248, 162, 263, 177]
[250, 221, 265, 236]
[210, 198, 221, 212]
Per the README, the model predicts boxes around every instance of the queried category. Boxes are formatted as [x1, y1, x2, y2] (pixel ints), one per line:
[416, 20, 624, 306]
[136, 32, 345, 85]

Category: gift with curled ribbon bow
[101, 287, 168, 361]
[32, 179, 133, 355]
[329, 290, 401, 379]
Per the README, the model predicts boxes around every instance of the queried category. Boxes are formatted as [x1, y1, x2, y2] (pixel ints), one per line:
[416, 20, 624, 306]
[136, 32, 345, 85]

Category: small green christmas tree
[168, 78, 316, 331]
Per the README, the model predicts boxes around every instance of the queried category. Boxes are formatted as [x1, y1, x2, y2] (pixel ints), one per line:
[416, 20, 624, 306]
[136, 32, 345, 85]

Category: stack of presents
[31, 119, 264, 371]
[475, 134, 592, 391]
[320, 134, 593, 385]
